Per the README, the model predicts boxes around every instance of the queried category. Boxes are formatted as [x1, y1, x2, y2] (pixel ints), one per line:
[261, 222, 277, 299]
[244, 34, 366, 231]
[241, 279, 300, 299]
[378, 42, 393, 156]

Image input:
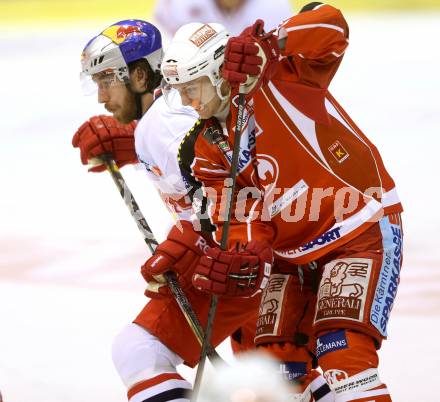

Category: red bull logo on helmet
[117, 25, 142, 40]
[102, 23, 144, 45]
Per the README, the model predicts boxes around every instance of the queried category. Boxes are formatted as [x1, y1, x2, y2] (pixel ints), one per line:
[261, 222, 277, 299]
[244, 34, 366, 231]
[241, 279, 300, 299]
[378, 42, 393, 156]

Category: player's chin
[113, 109, 134, 125]
[197, 109, 213, 120]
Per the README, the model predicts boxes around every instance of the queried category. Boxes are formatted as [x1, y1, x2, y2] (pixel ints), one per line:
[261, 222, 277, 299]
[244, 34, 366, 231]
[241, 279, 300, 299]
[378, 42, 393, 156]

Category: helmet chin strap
[215, 78, 230, 101]
[213, 96, 230, 122]
[190, 79, 227, 114]
[214, 78, 231, 118]
[194, 85, 229, 116]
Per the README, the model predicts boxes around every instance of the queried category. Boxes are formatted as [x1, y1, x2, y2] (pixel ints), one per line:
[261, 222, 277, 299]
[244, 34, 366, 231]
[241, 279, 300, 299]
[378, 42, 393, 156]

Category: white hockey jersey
[154, 0, 292, 38]
[134, 92, 199, 222]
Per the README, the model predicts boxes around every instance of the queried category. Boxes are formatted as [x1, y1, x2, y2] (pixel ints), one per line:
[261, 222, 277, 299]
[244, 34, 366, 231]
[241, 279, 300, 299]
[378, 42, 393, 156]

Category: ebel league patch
[314, 258, 373, 324]
[316, 330, 348, 359]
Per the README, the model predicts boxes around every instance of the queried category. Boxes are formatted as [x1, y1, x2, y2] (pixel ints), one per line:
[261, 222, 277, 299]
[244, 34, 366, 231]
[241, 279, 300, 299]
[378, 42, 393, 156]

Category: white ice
[1, 12, 440, 402]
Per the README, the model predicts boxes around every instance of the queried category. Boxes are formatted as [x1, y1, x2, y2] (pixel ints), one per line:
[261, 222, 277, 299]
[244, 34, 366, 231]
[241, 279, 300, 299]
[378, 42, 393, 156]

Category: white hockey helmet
[81, 20, 163, 95]
[161, 22, 229, 87]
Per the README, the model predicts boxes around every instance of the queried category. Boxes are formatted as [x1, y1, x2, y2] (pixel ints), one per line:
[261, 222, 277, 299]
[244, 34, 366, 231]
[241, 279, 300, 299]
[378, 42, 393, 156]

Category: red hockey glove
[141, 221, 210, 298]
[192, 241, 272, 298]
[222, 19, 280, 97]
[72, 115, 137, 172]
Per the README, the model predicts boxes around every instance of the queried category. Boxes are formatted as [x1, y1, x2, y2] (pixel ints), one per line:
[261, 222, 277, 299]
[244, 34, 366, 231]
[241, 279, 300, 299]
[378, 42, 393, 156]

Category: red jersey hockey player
[161, 3, 403, 401]
[72, 20, 261, 402]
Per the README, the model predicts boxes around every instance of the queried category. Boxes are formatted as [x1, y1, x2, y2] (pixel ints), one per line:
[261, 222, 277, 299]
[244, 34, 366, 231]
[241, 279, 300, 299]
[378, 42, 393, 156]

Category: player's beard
[109, 89, 138, 124]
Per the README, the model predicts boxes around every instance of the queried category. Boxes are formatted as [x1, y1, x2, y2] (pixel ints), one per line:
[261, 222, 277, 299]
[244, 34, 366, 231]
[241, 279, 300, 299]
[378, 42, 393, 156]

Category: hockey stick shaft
[192, 92, 247, 400]
[98, 155, 222, 362]
[101, 157, 159, 253]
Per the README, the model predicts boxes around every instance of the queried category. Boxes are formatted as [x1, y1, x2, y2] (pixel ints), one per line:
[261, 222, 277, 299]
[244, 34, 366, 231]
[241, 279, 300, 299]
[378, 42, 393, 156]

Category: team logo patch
[189, 24, 217, 47]
[316, 330, 348, 359]
[314, 258, 373, 324]
[279, 362, 307, 382]
[255, 274, 290, 339]
[250, 154, 279, 195]
[328, 140, 349, 163]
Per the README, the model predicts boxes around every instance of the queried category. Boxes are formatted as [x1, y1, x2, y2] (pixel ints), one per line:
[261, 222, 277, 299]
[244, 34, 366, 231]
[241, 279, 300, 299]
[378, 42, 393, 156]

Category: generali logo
[315, 259, 372, 324]
[189, 24, 217, 47]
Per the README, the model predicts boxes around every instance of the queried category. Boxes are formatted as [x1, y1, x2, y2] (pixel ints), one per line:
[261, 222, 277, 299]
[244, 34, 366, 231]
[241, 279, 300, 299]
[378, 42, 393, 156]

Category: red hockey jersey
[178, 4, 402, 264]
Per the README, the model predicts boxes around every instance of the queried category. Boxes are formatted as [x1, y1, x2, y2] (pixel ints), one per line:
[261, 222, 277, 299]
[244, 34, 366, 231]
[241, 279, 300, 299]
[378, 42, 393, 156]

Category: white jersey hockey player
[135, 89, 197, 223]
[73, 19, 261, 402]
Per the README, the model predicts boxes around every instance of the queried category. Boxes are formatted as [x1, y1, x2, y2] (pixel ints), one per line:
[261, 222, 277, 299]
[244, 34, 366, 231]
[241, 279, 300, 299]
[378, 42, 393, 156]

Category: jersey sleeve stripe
[285, 23, 345, 34]
[381, 188, 400, 208]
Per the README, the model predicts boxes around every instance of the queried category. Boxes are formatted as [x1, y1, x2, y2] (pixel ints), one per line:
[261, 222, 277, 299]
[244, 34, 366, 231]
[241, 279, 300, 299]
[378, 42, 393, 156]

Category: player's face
[95, 73, 137, 124]
[172, 76, 222, 119]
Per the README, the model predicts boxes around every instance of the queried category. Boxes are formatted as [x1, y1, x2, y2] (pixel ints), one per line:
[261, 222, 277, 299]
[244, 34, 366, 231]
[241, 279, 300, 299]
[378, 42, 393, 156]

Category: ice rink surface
[1, 12, 440, 401]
